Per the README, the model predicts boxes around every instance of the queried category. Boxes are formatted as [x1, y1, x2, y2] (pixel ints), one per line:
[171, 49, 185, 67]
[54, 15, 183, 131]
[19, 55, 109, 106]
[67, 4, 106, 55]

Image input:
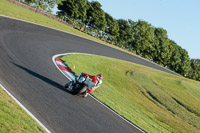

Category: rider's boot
[82, 90, 88, 97]
[83, 92, 88, 98]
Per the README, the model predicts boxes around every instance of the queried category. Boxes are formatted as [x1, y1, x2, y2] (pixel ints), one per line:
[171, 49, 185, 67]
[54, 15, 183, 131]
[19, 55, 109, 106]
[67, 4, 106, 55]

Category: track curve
[0, 16, 176, 132]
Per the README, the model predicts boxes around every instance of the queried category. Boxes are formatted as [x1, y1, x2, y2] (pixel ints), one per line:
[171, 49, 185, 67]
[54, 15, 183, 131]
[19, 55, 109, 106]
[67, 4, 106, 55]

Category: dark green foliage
[179, 48, 191, 76]
[116, 19, 133, 48]
[58, 0, 87, 25]
[153, 28, 170, 65]
[188, 59, 200, 80]
[168, 42, 181, 72]
[24, 0, 56, 13]
[105, 12, 119, 44]
[168, 43, 191, 76]
[130, 20, 156, 59]
[86, 1, 106, 31]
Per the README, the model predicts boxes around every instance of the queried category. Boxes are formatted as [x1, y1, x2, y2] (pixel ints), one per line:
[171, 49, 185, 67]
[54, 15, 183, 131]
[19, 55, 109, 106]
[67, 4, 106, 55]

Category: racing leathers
[76, 73, 102, 94]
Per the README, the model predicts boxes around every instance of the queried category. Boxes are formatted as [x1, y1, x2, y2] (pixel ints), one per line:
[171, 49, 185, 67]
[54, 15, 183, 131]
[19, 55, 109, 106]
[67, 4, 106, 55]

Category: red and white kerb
[55, 58, 75, 81]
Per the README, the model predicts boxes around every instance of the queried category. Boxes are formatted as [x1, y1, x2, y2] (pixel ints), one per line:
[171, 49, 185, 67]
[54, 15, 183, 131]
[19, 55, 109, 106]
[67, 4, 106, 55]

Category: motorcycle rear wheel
[71, 84, 87, 95]
[77, 85, 87, 95]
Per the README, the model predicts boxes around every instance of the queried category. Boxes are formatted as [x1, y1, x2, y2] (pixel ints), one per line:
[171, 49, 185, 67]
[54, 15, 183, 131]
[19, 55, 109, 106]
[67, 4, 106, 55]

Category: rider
[77, 73, 103, 97]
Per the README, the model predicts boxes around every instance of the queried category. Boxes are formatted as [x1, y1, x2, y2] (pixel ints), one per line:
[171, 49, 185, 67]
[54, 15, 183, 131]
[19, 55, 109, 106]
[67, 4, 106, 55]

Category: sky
[54, 0, 200, 59]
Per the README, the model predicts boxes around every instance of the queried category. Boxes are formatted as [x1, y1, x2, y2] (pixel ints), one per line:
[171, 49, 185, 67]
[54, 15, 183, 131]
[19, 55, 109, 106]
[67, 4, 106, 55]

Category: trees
[25, 0, 57, 13]
[105, 12, 119, 44]
[24, 0, 34, 5]
[57, 0, 87, 25]
[188, 59, 200, 81]
[58, 0, 107, 33]
[86, 1, 106, 32]
[179, 48, 191, 76]
[168, 43, 191, 76]
[116, 19, 133, 48]
[153, 28, 170, 65]
[130, 20, 156, 59]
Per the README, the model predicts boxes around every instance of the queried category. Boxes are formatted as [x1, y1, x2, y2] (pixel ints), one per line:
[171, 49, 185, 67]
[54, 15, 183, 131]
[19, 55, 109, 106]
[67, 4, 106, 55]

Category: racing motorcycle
[64, 76, 90, 97]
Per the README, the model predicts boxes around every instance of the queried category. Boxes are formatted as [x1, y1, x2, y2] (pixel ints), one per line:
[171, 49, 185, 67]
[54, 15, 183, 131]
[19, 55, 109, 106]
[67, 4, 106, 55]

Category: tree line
[20, 0, 200, 81]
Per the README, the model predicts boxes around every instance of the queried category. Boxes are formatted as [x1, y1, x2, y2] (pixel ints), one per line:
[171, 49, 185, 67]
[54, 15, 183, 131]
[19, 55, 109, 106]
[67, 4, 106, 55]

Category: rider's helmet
[97, 74, 103, 79]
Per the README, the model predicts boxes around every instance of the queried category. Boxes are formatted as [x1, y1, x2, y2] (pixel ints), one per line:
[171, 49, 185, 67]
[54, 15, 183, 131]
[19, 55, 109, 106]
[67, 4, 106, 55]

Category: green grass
[60, 54, 200, 133]
[0, 87, 46, 133]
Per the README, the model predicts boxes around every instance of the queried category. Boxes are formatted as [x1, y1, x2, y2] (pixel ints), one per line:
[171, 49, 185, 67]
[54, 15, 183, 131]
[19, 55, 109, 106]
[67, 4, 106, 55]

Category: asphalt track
[0, 16, 177, 133]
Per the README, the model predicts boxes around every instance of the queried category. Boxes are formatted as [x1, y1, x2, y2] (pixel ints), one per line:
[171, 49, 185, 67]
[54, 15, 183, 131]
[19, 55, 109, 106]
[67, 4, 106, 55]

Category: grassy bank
[60, 54, 200, 133]
[0, 87, 46, 132]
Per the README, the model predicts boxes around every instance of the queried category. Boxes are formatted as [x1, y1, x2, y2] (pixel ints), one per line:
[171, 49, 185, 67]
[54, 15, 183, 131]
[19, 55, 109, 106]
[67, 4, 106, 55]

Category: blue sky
[54, 0, 200, 59]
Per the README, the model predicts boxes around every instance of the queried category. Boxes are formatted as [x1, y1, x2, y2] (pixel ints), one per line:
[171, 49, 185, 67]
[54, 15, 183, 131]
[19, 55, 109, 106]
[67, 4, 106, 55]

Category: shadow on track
[12, 62, 68, 93]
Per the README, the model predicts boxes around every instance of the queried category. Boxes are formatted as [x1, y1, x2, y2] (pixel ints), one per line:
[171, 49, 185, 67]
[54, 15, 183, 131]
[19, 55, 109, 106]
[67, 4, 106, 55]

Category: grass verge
[60, 54, 200, 133]
[0, 86, 46, 132]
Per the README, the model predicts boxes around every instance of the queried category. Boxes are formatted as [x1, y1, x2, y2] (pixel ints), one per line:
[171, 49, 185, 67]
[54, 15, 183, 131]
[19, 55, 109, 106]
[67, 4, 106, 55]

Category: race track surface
[0, 16, 177, 133]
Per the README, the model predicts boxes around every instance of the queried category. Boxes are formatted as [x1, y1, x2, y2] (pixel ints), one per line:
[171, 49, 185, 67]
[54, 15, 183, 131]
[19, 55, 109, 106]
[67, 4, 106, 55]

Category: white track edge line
[0, 15, 177, 76]
[52, 53, 145, 133]
[0, 14, 145, 132]
[0, 83, 51, 133]
[0, 14, 148, 132]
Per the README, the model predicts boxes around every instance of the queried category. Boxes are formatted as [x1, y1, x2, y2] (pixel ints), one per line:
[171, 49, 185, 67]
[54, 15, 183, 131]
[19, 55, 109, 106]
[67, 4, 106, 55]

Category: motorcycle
[65, 76, 91, 97]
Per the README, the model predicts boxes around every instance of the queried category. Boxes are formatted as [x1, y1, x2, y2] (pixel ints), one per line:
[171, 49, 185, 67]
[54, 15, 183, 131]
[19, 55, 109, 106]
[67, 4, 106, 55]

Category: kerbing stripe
[57, 65, 72, 72]
[55, 58, 64, 63]
[56, 61, 66, 67]
[55, 59, 75, 81]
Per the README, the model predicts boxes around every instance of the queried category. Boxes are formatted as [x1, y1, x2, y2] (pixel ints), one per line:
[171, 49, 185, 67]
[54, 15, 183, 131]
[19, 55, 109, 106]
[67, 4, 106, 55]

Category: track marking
[52, 53, 145, 133]
[0, 83, 51, 133]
